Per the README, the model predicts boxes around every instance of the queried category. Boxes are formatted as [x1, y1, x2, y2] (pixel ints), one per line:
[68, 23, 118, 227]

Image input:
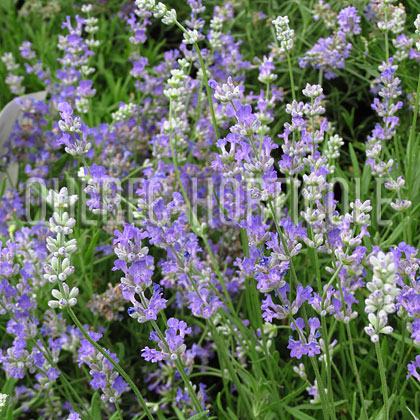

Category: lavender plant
[1, 1, 420, 419]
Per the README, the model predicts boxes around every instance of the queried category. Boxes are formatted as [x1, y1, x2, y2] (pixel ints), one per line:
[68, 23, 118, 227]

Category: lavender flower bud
[272, 15, 294, 53]
[135, 0, 156, 12]
[81, 4, 92, 13]
[365, 252, 399, 342]
[293, 363, 307, 380]
[390, 199, 412, 212]
[19, 41, 35, 59]
[384, 176, 405, 192]
[302, 83, 323, 99]
[153, 2, 167, 18]
[210, 77, 241, 103]
[258, 56, 277, 84]
[47, 188, 78, 209]
[5, 73, 25, 95]
[111, 103, 136, 123]
[1, 52, 19, 71]
[183, 29, 200, 44]
[337, 6, 361, 35]
[0, 394, 8, 411]
[415, 15, 420, 51]
[45, 188, 79, 309]
[162, 8, 177, 25]
[350, 200, 372, 225]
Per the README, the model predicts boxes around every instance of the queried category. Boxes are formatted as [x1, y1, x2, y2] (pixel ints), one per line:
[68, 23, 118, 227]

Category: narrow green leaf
[0, 177, 7, 198]
[84, 229, 102, 265]
[90, 392, 102, 420]
[284, 405, 317, 420]
[349, 143, 361, 179]
[188, 410, 210, 419]
[280, 383, 307, 404]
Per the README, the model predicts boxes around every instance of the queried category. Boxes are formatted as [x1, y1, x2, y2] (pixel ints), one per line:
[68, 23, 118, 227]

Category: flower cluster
[272, 16, 294, 54]
[2, 0, 420, 418]
[299, 5, 360, 79]
[135, 0, 177, 26]
[44, 188, 79, 309]
[288, 317, 322, 359]
[415, 15, 420, 51]
[2, 53, 26, 95]
[113, 223, 167, 323]
[77, 332, 128, 403]
[142, 318, 191, 362]
[57, 102, 92, 156]
[364, 252, 399, 342]
[81, 164, 122, 216]
[56, 9, 97, 108]
[366, 59, 401, 177]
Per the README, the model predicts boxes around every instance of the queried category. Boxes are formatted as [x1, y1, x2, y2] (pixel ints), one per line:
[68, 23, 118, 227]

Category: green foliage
[1, 0, 420, 419]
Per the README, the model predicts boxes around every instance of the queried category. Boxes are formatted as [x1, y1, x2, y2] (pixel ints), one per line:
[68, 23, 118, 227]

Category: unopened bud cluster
[111, 102, 137, 123]
[0, 393, 7, 411]
[415, 15, 420, 51]
[272, 16, 294, 54]
[209, 76, 241, 104]
[163, 59, 189, 106]
[44, 188, 79, 309]
[364, 252, 399, 342]
[135, 0, 177, 25]
[82, 5, 100, 45]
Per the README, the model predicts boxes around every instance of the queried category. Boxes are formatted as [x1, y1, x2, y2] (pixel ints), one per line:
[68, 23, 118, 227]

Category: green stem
[408, 66, 420, 195]
[174, 358, 204, 414]
[307, 224, 334, 411]
[413, 74, 420, 133]
[392, 343, 413, 418]
[209, 323, 255, 418]
[269, 203, 335, 419]
[288, 316, 332, 420]
[384, 7, 389, 62]
[32, 337, 90, 416]
[115, 401, 123, 420]
[287, 53, 296, 101]
[318, 69, 323, 86]
[391, 322, 407, 395]
[346, 323, 368, 420]
[174, 20, 220, 139]
[12, 389, 42, 416]
[398, 192, 408, 243]
[321, 262, 344, 303]
[194, 43, 220, 139]
[289, 176, 296, 223]
[240, 229, 283, 412]
[310, 358, 331, 420]
[333, 267, 367, 419]
[66, 305, 155, 420]
[201, 234, 235, 312]
[121, 163, 149, 183]
[148, 318, 203, 414]
[375, 339, 389, 420]
[320, 316, 334, 410]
